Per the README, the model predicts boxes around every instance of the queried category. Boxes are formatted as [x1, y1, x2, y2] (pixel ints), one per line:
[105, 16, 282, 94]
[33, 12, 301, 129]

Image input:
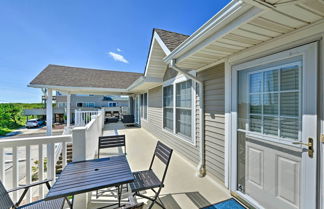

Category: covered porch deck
[88, 122, 230, 209]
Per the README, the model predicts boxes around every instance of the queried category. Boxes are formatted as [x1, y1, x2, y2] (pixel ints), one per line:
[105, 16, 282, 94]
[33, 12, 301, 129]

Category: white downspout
[170, 59, 206, 177]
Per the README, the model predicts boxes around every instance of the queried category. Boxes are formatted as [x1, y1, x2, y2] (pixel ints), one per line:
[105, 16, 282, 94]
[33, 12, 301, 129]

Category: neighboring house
[28, 1, 324, 209]
[24, 93, 129, 123]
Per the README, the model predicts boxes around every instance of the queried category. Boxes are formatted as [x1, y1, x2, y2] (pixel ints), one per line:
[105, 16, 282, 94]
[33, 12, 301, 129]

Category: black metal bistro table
[45, 155, 134, 208]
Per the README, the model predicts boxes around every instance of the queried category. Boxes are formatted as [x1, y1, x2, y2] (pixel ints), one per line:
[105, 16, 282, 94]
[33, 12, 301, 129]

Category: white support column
[46, 89, 53, 136]
[66, 93, 71, 128]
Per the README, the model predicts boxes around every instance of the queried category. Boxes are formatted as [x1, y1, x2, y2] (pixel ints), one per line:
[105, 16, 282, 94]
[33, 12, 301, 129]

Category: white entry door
[233, 43, 318, 209]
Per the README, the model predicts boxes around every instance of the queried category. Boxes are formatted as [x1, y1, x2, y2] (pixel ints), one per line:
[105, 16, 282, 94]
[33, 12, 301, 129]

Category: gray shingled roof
[30, 65, 142, 89]
[154, 29, 189, 51]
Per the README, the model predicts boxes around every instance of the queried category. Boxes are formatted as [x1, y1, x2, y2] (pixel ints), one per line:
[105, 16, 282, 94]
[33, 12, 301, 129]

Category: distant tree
[3, 104, 22, 123]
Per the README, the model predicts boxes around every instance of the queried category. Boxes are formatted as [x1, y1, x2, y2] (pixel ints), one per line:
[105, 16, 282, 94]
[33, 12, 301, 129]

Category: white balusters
[0, 135, 72, 202]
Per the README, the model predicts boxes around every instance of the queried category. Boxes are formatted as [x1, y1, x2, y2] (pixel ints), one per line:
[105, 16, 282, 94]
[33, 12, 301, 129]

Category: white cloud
[116, 48, 122, 52]
[108, 52, 128, 64]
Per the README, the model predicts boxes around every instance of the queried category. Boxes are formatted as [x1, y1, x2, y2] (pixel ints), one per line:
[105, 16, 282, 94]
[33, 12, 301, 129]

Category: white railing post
[0, 148, 4, 183]
[62, 142, 67, 168]
[26, 145, 32, 203]
[47, 143, 55, 181]
[46, 89, 53, 136]
[38, 144, 44, 198]
[72, 127, 88, 209]
[12, 146, 19, 202]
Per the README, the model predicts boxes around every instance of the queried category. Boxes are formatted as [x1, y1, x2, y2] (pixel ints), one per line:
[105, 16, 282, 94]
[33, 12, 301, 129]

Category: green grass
[0, 127, 12, 136]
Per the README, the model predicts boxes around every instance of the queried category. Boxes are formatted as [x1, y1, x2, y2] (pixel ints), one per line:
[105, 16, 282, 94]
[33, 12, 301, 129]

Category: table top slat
[46, 156, 133, 200]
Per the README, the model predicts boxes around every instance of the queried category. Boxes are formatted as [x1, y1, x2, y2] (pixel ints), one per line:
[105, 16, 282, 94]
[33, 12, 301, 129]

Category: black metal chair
[97, 135, 127, 199]
[130, 141, 173, 209]
[98, 135, 126, 157]
[116, 202, 144, 209]
[0, 179, 66, 209]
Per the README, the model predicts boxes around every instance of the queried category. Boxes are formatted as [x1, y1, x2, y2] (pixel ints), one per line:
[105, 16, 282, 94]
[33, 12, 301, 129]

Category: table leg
[118, 185, 122, 207]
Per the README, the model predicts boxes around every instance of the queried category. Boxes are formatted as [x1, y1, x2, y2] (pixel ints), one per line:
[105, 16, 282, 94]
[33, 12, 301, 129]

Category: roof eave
[28, 84, 129, 94]
[163, 0, 248, 63]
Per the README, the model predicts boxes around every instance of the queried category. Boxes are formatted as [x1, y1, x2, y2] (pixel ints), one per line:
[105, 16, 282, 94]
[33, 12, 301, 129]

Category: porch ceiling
[166, 0, 324, 70]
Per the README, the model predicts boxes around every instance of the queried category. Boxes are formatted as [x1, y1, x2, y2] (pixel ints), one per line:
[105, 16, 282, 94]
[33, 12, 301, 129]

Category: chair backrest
[98, 135, 126, 157]
[0, 181, 14, 209]
[149, 141, 173, 183]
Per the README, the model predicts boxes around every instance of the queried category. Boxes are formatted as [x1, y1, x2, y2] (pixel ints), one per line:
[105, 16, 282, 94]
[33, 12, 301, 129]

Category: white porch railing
[75, 110, 100, 127]
[0, 135, 72, 204]
[0, 110, 105, 208]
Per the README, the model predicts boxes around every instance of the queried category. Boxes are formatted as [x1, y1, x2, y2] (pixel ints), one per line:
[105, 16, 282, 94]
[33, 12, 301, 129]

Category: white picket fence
[74, 110, 100, 127]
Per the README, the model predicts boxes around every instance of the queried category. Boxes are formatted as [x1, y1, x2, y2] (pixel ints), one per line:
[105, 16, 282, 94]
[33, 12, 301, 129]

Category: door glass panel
[249, 72, 262, 93]
[250, 94, 262, 114]
[263, 93, 278, 115]
[280, 92, 299, 117]
[280, 66, 299, 90]
[263, 70, 278, 92]
[264, 116, 278, 136]
[280, 118, 299, 139]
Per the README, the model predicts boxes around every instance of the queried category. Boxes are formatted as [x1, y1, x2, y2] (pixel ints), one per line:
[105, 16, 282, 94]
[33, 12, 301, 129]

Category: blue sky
[0, 0, 230, 103]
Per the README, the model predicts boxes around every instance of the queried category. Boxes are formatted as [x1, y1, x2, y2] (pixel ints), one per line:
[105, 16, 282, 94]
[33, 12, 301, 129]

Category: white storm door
[234, 42, 318, 209]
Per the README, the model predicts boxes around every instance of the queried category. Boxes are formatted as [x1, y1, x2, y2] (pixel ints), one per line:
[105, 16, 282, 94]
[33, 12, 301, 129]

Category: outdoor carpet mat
[201, 198, 246, 209]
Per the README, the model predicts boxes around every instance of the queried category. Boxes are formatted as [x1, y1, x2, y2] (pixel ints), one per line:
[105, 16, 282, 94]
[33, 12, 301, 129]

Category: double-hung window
[163, 79, 194, 143]
[163, 85, 173, 131]
[140, 93, 148, 120]
[176, 80, 192, 138]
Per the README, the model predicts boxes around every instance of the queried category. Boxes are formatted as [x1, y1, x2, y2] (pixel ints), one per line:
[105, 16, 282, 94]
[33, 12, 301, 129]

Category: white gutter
[170, 59, 206, 177]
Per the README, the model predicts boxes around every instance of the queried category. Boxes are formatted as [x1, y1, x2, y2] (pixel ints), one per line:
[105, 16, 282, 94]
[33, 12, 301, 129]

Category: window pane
[280, 118, 299, 140]
[263, 70, 278, 92]
[163, 86, 173, 107]
[163, 108, 173, 130]
[250, 115, 261, 133]
[250, 94, 261, 114]
[176, 109, 192, 137]
[264, 116, 278, 135]
[176, 80, 192, 108]
[263, 93, 278, 115]
[144, 93, 147, 119]
[280, 92, 299, 117]
[280, 66, 299, 91]
[249, 72, 262, 93]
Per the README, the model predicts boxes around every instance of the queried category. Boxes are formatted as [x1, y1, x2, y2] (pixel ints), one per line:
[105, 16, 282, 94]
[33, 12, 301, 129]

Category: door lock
[293, 137, 314, 158]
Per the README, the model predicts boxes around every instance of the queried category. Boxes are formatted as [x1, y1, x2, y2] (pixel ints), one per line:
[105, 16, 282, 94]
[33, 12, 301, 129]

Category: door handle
[293, 137, 314, 158]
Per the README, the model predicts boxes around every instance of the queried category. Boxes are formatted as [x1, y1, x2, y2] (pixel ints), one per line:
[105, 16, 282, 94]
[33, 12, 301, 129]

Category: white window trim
[162, 73, 196, 146]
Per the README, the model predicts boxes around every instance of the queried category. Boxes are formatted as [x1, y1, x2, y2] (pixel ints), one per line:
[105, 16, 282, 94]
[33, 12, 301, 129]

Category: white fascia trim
[127, 76, 145, 90]
[28, 84, 128, 93]
[144, 31, 170, 77]
[163, 0, 255, 63]
[127, 76, 163, 91]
